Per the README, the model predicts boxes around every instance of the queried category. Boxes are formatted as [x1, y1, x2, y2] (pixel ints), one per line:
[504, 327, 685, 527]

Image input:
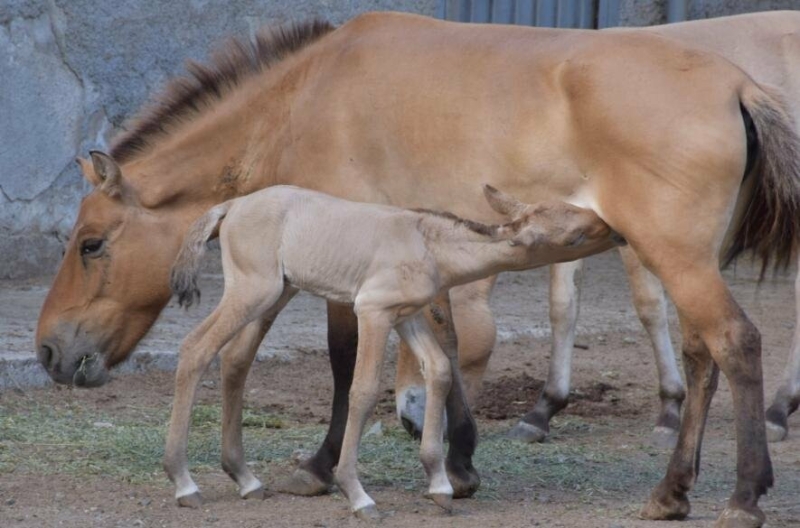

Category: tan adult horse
[439, 9, 800, 447]
[36, 12, 800, 526]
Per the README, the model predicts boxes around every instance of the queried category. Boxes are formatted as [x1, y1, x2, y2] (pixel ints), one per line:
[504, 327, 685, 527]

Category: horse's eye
[80, 238, 105, 257]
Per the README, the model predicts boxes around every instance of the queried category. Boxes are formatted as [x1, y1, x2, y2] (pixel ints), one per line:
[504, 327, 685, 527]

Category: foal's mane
[110, 19, 335, 163]
[412, 209, 499, 238]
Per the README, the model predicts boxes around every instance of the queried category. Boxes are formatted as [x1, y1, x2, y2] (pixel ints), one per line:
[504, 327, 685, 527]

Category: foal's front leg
[334, 310, 393, 520]
[395, 313, 454, 512]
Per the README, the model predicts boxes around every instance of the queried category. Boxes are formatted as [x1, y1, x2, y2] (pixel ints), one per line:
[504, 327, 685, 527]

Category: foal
[165, 184, 620, 518]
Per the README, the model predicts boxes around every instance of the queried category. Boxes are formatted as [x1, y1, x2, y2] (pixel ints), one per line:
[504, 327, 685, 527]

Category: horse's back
[283, 12, 756, 218]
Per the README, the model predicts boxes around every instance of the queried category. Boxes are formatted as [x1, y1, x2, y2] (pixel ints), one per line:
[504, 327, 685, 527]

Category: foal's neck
[419, 214, 523, 288]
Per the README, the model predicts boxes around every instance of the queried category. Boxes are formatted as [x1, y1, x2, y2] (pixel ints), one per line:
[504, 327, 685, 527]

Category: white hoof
[507, 421, 547, 443]
[766, 420, 788, 443]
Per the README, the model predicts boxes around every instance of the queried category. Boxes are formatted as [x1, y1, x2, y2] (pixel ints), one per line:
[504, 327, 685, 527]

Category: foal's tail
[726, 85, 800, 277]
[170, 201, 233, 308]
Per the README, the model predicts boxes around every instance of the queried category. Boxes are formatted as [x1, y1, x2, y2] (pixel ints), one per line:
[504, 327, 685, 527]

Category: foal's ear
[483, 184, 527, 218]
[89, 151, 124, 197]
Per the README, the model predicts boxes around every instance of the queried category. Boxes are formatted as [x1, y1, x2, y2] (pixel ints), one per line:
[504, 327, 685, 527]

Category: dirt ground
[2, 251, 800, 527]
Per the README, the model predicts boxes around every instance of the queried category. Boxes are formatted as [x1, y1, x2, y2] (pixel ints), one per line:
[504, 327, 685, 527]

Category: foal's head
[483, 185, 623, 264]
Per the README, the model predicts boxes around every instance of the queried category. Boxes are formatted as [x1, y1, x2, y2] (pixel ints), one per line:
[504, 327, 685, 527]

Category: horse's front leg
[276, 301, 358, 496]
[765, 260, 800, 442]
[510, 260, 583, 442]
[334, 310, 393, 520]
[220, 288, 297, 499]
[618, 245, 685, 448]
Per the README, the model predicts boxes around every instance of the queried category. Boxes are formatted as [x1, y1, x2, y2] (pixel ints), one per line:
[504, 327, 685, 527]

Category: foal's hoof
[507, 421, 547, 443]
[430, 493, 453, 513]
[446, 464, 480, 498]
[714, 507, 765, 528]
[649, 426, 679, 450]
[766, 420, 788, 443]
[354, 504, 382, 522]
[176, 491, 203, 509]
[274, 467, 331, 496]
[639, 492, 690, 521]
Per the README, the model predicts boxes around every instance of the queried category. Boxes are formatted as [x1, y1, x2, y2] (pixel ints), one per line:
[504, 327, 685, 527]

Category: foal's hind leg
[510, 260, 583, 442]
[163, 279, 286, 507]
[765, 262, 800, 442]
[618, 245, 685, 448]
[220, 288, 297, 499]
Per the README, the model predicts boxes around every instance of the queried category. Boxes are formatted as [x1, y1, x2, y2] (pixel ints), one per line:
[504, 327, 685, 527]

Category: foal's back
[221, 186, 431, 304]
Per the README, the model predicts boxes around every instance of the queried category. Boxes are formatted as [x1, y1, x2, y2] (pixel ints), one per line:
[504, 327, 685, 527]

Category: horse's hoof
[639, 492, 689, 520]
[714, 507, 765, 528]
[176, 491, 203, 509]
[649, 426, 679, 450]
[430, 493, 453, 513]
[766, 420, 788, 443]
[446, 465, 480, 498]
[507, 421, 547, 443]
[274, 467, 331, 496]
[354, 504, 382, 522]
[242, 485, 268, 500]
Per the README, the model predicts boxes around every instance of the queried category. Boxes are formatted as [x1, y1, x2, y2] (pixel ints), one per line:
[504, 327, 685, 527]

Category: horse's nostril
[38, 343, 56, 369]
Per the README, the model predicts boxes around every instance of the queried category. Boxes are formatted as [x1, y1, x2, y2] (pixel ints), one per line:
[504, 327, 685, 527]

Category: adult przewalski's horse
[430, 9, 800, 447]
[35, 12, 800, 526]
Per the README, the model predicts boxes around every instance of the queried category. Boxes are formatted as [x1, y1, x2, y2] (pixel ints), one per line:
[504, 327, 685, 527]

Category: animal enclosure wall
[1, 0, 798, 278]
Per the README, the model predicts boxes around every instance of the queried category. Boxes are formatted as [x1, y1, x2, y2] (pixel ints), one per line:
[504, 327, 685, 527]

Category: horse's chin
[71, 355, 111, 388]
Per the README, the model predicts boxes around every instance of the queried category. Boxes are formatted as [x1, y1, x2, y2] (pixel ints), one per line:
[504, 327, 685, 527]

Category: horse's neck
[122, 79, 295, 211]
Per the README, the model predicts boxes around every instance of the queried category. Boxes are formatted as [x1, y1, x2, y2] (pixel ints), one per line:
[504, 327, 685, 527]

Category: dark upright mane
[413, 209, 499, 238]
[110, 19, 335, 163]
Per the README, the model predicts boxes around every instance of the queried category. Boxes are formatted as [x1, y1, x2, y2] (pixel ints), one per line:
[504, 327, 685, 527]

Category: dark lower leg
[642, 330, 718, 520]
[427, 294, 481, 498]
[302, 302, 358, 485]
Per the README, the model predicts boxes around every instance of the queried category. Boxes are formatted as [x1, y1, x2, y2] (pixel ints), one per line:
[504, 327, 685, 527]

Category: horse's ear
[483, 184, 527, 218]
[89, 151, 123, 197]
[76, 156, 102, 187]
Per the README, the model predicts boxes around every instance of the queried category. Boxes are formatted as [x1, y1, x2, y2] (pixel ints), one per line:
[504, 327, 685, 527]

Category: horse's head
[483, 184, 624, 265]
[36, 152, 187, 387]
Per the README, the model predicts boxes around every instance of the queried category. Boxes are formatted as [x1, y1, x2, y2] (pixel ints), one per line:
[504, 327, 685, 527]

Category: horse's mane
[412, 208, 499, 238]
[110, 19, 335, 163]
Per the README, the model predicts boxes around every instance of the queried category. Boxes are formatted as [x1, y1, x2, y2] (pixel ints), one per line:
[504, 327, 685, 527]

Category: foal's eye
[80, 238, 105, 257]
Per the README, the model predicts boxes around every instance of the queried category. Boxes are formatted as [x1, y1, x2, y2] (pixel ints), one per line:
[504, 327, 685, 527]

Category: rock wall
[1, 0, 798, 279]
[0, 0, 436, 279]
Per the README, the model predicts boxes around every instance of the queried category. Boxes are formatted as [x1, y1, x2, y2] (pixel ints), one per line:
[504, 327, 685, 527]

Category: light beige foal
[164, 184, 619, 518]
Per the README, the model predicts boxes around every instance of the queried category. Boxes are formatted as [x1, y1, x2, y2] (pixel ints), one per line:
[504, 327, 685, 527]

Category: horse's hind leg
[275, 301, 358, 496]
[618, 245, 685, 448]
[163, 277, 286, 507]
[640, 263, 772, 527]
[641, 321, 717, 520]
[510, 260, 583, 442]
[765, 262, 800, 442]
[396, 313, 454, 511]
[220, 288, 297, 499]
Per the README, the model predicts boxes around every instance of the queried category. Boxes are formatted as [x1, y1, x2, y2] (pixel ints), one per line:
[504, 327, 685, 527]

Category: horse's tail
[725, 84, 800, 277]
[170, 201, 233, 308]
